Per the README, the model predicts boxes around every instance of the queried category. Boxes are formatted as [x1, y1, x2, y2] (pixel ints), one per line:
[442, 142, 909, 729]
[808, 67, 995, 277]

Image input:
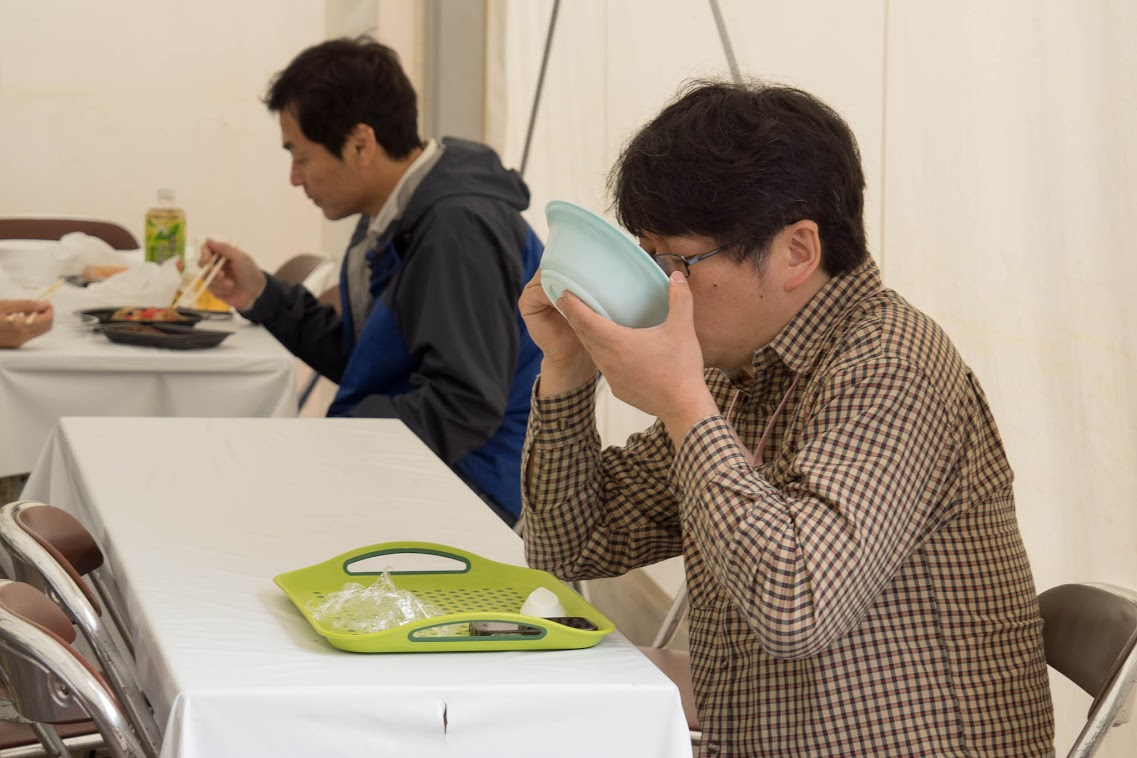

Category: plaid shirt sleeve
[522, 377, 684, 579]
[673, 355, 958, 659]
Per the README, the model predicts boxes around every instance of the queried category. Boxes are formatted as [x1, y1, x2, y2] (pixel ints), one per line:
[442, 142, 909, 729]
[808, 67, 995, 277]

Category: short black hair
[264, 36, 421, 160]
[609, 80, 868, 276]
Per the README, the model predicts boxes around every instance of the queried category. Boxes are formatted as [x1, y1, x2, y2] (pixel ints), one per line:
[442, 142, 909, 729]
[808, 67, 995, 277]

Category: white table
[21, 417, 690, 758]
[0, 287, 297, 477]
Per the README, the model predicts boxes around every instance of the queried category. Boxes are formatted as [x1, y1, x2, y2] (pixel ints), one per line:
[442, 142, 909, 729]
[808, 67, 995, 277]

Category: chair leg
[298, 372, 321, 411]
[30, 722, 72, 757]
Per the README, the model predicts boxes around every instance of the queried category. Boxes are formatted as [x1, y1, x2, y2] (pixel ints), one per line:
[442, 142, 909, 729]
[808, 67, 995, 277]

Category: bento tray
[273, 541, 615, 653]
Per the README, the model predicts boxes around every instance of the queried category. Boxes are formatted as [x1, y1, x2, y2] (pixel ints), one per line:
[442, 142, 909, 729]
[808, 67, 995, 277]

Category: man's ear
[782, 220, 822, 292]
[343, 123, 378, 166]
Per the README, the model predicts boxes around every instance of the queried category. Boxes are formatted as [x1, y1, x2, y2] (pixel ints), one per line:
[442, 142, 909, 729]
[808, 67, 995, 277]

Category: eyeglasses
[651, 240, 740, 278]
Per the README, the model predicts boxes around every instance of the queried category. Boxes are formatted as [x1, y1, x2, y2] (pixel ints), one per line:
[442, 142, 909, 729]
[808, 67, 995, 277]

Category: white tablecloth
[0, 288, 297, 477]
[21, 417, 690, 758]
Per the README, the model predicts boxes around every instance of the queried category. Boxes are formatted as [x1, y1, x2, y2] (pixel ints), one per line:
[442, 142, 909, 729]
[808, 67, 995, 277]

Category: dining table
[19, 416, 691, 758]
[0, 283, 298, 479]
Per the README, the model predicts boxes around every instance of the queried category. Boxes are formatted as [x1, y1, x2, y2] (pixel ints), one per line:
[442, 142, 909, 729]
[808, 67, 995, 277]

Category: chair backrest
[0, 502, 161, 757]
[0, 580, 146, 758]
[1039, 582, 1137, 758]
[318, 284, 341, 314]
[0, 218, 139, 250]
[274, 253, 328, 286]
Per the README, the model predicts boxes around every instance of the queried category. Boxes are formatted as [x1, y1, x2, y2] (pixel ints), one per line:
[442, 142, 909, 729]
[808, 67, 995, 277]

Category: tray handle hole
[346, 551, 469, 575]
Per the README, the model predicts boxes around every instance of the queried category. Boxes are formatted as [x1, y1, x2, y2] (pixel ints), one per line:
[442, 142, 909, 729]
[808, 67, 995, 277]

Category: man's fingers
[665, 271, 694, 327]
[557, 290, 604, 333]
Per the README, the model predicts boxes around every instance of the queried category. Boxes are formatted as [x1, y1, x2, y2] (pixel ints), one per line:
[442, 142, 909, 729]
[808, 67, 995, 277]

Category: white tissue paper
[519, 586, 567, 618]
[83, 257, 182, 307]
[57, 232, 128, 275]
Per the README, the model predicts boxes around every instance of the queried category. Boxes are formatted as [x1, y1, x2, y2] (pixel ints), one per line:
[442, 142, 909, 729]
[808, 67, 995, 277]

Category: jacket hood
[399, 137, 531, 229]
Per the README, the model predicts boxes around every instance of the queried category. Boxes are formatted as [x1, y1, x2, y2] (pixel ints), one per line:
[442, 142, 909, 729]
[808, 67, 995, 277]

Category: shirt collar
[366, 138, 443, 239]
[755, 256, 883, 376]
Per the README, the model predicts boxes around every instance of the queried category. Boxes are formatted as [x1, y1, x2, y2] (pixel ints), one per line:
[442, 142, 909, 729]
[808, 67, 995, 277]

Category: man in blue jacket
[202, 37, 542, 524]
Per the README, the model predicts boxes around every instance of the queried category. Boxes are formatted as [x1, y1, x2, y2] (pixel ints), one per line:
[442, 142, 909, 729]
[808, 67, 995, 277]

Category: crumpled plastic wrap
[306, 571, 462, 636]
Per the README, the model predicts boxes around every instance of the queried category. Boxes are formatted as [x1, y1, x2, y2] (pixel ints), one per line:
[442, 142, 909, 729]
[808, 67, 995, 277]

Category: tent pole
[709, 0, 742, 83]
[519, 0, 562, 179]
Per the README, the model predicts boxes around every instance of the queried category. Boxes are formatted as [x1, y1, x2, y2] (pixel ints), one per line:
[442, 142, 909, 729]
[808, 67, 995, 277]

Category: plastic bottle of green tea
[144, 188, 186, 267]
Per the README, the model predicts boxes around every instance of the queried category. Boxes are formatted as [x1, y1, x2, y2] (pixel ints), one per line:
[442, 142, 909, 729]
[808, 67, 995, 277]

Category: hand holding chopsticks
[21, 278, 64, 325]
[174, 256, 226, 309]
[195, 239, 267, 312]
[0, 298, 54, 348]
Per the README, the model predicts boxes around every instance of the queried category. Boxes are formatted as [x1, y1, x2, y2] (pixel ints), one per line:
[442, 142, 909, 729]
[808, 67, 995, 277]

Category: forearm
[523, 377, 683, 580]
[243, 274, 349, 381]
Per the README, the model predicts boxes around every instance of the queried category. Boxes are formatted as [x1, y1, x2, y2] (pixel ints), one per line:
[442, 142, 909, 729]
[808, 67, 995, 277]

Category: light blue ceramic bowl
[540, 201, 669, 329]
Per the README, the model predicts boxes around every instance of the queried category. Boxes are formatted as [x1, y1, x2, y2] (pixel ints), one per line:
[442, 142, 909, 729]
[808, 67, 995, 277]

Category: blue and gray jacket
[245, 138, 543, 518]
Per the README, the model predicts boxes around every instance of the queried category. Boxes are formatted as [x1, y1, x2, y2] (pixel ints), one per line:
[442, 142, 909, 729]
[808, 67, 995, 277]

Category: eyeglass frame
[650, 239, 744, 278]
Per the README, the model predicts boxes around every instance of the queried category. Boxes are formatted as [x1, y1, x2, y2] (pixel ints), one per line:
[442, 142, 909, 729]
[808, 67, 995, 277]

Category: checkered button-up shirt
[523, 259, 1054, 756]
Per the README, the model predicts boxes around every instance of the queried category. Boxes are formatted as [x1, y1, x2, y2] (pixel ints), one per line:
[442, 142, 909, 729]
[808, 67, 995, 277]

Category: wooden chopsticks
[4, 278, 65, 325]
[173, 257, 225, 309]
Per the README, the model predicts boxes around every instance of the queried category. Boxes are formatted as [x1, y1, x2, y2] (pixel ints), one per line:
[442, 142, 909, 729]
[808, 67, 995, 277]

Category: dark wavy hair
[264, 36, 421, 159]
[609, 80, 867, 276]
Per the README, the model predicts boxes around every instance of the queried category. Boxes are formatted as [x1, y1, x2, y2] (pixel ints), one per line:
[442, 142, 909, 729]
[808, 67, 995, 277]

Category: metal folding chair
[1039, 582, 1137, 757]
[0, 502, 161, 757]
[0, 580, 147, 757]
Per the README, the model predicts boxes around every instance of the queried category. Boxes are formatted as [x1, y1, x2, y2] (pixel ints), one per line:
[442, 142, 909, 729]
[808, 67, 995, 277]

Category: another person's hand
[519, 270, 597, 396]
[557, 271, 717, 439]
[199, 239, 267, 311]
[0, 300, 54, 348]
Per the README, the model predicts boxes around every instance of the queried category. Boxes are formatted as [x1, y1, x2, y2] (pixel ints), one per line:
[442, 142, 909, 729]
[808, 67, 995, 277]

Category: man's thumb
[666, 271, 693, 324]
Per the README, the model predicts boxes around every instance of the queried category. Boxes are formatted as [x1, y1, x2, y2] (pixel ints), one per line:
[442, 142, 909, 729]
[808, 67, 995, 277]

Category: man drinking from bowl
[519, 81, 1053, 755]
[201, 37, 542, 526]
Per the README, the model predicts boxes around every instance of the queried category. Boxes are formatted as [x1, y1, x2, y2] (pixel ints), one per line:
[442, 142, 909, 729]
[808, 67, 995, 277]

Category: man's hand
[199, 239, 267, 311]
[0, 300, 53, 348]
[519, 270, 597, 396]
[558, 271, 718, 441]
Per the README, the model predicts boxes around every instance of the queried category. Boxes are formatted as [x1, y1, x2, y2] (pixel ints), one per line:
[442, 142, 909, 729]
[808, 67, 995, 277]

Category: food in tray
[81, 263, 128, 283]
[109, 306, 191, 322]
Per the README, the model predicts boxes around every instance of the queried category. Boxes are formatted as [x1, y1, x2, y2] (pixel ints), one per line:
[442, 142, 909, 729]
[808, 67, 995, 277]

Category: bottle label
[145, 213, 185, 265]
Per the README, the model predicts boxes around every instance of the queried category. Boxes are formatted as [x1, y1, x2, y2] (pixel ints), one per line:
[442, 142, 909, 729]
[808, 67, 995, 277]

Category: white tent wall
[488, 1, 1137, 753]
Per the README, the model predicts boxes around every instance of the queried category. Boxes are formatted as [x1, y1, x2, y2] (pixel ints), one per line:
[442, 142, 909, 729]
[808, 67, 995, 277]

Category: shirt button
[718, 653, 730, 670]
[704, 742, 720, 756]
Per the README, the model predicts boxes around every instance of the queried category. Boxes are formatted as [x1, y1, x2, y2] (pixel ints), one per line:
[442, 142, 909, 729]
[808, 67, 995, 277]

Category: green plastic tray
[273, 541, 615, 653]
